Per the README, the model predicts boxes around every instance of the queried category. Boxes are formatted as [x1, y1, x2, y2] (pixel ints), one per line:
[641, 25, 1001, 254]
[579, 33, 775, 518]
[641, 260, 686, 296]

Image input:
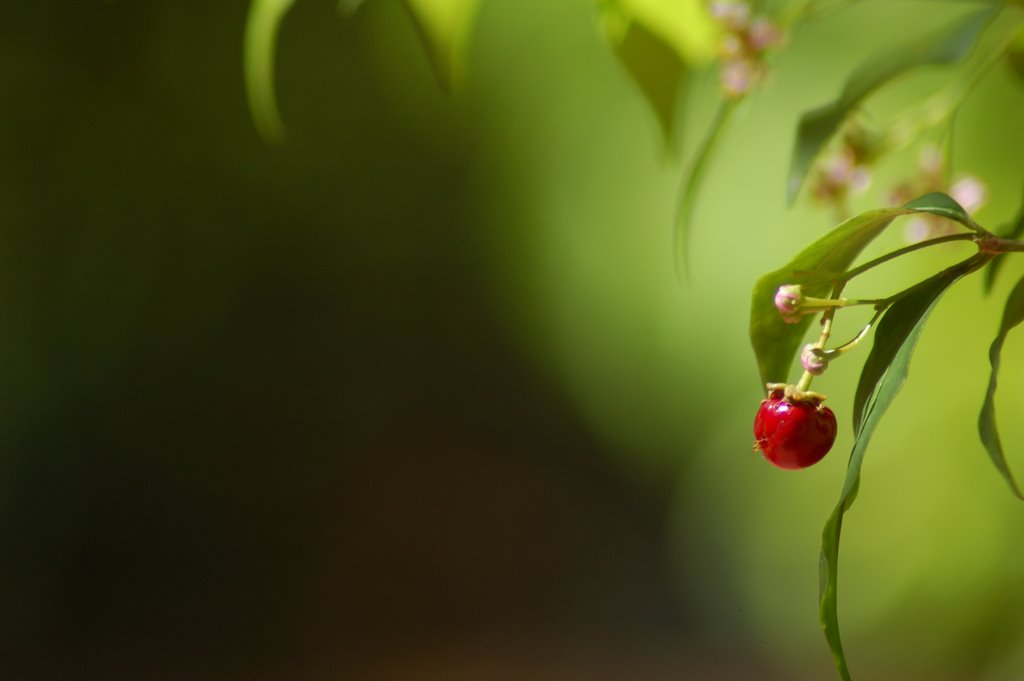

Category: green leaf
[613, 0, 720, 64]
[787, 7, 996, 204]
[983, 184, 1024, 292]
[1007, 27, 1024, 81]
[978, 272, 1024, 498]
[750, 208, 898, 385]
[602, 11, 688, 143]
[403, 0, 480, 90]
[244, 0, 299, 144]
[819, 253, 988, 681]
[750, 193, 979, 387]
[675, 100, 736, 277]
[903, 191, 981, 232]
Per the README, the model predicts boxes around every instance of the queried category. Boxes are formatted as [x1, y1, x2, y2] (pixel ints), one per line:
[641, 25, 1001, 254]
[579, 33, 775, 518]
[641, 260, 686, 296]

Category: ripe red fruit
[754, 392, 837, 470]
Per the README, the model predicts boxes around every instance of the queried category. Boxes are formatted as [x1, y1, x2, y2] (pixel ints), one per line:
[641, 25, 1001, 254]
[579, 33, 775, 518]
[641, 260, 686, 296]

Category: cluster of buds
[774, 284, 879, 378]
[710, 2, 784, 99]
[810, 123, 882, 215]
[888, 145, 987, 242]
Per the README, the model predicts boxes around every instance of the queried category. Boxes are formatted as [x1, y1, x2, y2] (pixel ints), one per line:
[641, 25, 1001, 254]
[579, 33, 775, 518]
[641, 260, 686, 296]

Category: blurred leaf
[337, 0, 367, 15]
[244, 0, 298, 144]
[614, 0, 720, 64]
[787, 7, 995, 204]
[403, 0, 480, 90]
[820, 253, 988, 681]
[750, 193, 980, 386]
[675, 101, 736, 276]
[983, 185, 1024, 292]
[1008, 27, 1024, 80]
[602, 11, 688, 143]
[978, 272, 1024, 498]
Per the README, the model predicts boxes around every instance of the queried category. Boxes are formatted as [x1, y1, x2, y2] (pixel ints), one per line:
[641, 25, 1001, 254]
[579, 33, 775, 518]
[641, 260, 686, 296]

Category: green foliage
[819, 252, 989, 680]
[1008, 26, 1024, 79]
[608, 0, 719, 65]
[601, 10, 689, 142]
[403, 0, 481, 90]
[750, 193, 977, 387]
[244, 0, 298, 143]
[241, 1, 1024, 678]
[675, 101, 736, 275]
[750, 208, 897, 386]
[978, 272, 1024, 498]
[787, 6, 996, 204]
[243, 0, 480, 141]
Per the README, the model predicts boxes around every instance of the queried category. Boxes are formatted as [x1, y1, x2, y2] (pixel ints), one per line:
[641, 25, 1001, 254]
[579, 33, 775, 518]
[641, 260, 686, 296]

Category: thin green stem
[877, 252, 995, 310]
[840, 232, 976, 283]
[795, 284, 842, 394]
[819, 306, 886, 359]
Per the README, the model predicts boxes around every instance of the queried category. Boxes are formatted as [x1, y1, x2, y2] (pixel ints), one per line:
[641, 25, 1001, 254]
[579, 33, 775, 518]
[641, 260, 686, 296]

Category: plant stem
[795, 285, 841, 394]
[840, 232, 976, 283]
[981, 236, 1024, 254]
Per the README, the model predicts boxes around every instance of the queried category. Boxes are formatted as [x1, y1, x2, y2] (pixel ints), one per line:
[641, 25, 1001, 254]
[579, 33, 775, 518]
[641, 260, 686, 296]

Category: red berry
[753, 393, 837, 470]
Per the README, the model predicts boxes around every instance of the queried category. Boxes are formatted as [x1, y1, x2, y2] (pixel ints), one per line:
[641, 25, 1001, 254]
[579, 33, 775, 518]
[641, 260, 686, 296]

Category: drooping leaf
[749, 192, 974, 386]
[602, 11, 688, 143]
[978, 272, 1024, 498]
[403, 0, 480, 90]
[614, 0, 720, 65]
[244, 0, 299, 144]
[675, 100, 736, 277]
[1007, 27, 1024, 81]
[819, 253, 988, 681]
[852, 254, 988, 433]
[983, 185, 1024, 292]
[787, 7, 995, 204]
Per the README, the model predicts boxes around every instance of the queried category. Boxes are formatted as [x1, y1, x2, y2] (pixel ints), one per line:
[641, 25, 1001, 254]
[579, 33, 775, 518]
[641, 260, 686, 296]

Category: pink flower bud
[748, 18, 783, 51]
[801, 344, 828, 375]
[720, 59, 755, 99]
[710, 1, 750, 31]
[775, 284, 803, 324]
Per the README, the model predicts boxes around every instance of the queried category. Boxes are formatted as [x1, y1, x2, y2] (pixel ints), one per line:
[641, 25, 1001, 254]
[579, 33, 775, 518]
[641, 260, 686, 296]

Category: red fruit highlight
[754, 393, 837, 470]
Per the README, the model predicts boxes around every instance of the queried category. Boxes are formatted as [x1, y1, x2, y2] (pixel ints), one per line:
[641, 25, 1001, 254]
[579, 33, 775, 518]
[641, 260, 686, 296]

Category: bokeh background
[3, 1, 1024, 679]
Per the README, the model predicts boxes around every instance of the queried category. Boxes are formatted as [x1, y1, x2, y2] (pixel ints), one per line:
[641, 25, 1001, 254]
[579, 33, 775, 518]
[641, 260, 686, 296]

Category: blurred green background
[3, 1, 1024, 679]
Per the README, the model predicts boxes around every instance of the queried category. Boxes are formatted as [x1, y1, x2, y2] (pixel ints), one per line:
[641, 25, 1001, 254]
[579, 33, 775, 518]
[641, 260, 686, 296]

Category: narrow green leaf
[751, 193, 979, 387]
[244, 0, 298, 144]
[787, 7, 995, 204]
[983, 184, 1024, 292]
[820, 253, 987, 681]
[978, 272, 1024, 498]
[903, 191, 981, 233]
[403, 0, 480, 90]
[603, 12, 688, 144]
[852, 254, 988, 432]
[675, 100, 736, 277]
